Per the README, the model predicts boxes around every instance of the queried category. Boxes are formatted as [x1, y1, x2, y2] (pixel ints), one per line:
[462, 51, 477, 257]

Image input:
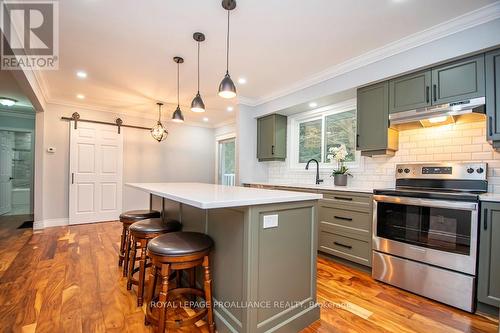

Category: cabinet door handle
[484, 208, 488, 230]
[489, 116, 494, 137]
[271, 145, 275, 155]
[71, 173, 75, 184]
[334, 241, 352, 249]
[334, 196, 353, 201]
[356, 134, 360, 148]
[334, 216, 353, 221]
[426, 86, 430, 103]
[433, 84, 437, 102]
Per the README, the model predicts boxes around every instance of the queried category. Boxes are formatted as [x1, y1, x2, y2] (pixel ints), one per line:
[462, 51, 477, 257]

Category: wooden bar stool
[118, 209, 161, 277]
[145, 232, 215, 333]
[127, 218, 182, 306]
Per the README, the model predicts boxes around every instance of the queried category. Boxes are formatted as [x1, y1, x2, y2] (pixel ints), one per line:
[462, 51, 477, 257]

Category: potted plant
[327, 145, 352, 186]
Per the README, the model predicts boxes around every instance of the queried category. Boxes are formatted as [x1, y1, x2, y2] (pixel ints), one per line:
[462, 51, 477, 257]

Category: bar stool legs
[123, 229, 132, 277]
[118, 224, 127, 267]
[157, 263, 170, 333]
[203, 256, 215, 333]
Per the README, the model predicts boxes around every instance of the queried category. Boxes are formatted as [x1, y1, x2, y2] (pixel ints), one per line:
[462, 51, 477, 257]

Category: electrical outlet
[263, 214, 278, 229]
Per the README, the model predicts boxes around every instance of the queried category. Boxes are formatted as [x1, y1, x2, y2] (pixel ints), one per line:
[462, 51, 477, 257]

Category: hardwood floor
[0, 221, 497, 333]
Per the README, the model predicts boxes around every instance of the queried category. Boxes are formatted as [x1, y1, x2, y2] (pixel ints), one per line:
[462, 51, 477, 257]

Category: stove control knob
[477, 167, 484, 174]
[467, 167, 474, 174]
[397, 168, 403, 173]
[404, 168, 410, 174]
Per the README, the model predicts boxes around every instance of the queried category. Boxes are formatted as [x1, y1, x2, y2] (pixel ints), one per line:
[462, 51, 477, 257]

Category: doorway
[217, 136, 236, 186]
[0, 129, 34, 217]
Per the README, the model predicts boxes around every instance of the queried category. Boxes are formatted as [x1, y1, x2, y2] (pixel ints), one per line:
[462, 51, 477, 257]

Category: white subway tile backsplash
[267, 120, 500, 193]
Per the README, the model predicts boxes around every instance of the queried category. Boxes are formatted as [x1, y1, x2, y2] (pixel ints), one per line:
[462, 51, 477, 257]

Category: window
[290, 100, 359, 168]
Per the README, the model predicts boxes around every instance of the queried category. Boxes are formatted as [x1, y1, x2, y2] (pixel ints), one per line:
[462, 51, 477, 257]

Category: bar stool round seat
[148, 232, 214, 257]
[127, 218, 182, 306]
[118, 209, 161, 276]
[145, 232, 215, 333]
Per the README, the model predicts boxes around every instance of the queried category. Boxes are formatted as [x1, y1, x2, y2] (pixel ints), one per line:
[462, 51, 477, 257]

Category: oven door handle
[373, 195, 478, 211]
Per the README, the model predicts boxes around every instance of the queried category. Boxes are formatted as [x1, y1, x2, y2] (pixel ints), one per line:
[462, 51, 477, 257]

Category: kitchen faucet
[305, 159, 323, 185]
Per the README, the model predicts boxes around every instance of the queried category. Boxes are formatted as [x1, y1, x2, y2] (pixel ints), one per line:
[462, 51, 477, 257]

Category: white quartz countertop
[243, 182, 374, 194]
[126, 182, 323, 209]
[480, 193, 500, 202]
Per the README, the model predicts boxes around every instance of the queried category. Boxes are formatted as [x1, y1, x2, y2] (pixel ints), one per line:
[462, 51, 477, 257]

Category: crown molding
[213, 119, 236, 129]
[239, 2, 500, 107]
[0, 108, 35, 119]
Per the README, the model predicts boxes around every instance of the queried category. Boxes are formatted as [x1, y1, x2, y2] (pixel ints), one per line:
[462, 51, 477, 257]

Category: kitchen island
[126, 183, 322, 333]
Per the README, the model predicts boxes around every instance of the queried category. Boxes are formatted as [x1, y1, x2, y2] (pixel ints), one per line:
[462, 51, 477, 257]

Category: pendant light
[191, 32, 206, 113]
[218, 0, 237, 99]
[172, 56, 185, 123]
[151, 102, 168, 142]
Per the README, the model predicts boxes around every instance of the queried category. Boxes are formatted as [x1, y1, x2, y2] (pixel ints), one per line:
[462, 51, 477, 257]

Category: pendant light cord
[177, 62, 180, 106]
[226, 10, 230, 74]
[197, 41, 200, 92]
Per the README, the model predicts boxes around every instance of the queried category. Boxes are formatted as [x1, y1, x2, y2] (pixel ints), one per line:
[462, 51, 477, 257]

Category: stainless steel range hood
[389, 97, 486, 130]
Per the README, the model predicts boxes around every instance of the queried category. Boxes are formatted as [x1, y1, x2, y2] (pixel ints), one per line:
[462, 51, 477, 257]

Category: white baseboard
[33, 218, 69, 230]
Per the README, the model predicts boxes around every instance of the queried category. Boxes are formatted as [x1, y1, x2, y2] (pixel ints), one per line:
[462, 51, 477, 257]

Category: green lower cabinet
[478, 202, 500, 308]
[257, 114, 287, 161]
[357, 82, 399, 156]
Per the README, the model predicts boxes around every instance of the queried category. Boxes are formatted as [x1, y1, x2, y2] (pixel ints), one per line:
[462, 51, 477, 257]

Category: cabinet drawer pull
[433, 84, 437, 102]
[489, 117, 493, 137]
[484, 208, 488, 230]
[334, 196, 353, 201]
[271, 145, 275, 155]
[334, 241, 352, 249]
[334, 216, 352, 221]
[426, 86, 430, 103]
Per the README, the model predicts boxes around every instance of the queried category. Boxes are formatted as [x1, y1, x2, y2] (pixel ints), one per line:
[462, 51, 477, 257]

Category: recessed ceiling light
[76, 71, 87, 79]
[76, 94, 85, 100]
[227, 106, 234, 112]
[203, 117, 209, 122]
[309, 102, 318, 108]
[0, 97, 17, 107]
[237, 77, 247, 84]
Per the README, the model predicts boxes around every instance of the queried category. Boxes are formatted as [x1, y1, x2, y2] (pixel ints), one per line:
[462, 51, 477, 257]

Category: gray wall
[38, 103, 215, 222]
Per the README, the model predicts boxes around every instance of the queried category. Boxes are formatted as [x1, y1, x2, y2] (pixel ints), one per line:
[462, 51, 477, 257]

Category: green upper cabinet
[389, 70, 431, 113]
[257, 114, 287, 161]
[431, 54, 485, 104]
[357, 82, 398, 156]
[486, 48, 500, 145]
[478, 202, 500, 308]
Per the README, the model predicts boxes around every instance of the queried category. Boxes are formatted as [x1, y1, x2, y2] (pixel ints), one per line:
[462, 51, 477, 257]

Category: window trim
[288, 99, 362, 171]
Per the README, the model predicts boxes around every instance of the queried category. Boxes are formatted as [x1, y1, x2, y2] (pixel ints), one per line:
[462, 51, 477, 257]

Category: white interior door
[69, 121, 123, 224]
[0, 131, 14, 215]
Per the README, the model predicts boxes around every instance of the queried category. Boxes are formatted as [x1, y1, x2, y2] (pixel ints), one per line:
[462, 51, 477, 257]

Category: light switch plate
[263, 214, 278, 229]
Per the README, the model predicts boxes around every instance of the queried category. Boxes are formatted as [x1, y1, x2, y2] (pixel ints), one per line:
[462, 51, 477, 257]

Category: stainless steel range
[372, 162, 487, 312]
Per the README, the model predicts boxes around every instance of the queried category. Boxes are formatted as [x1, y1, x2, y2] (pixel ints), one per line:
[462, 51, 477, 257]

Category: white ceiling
[0, 70, 35, 113]
[37, 0, 497, 126]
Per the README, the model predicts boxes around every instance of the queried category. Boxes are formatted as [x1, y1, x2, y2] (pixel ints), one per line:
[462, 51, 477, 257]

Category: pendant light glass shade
[151, 103, 168, 142]
[172, 106, 185, 122]
[218, 3, 237, 99]
[191, 32, 206, 113]
[218, 73, 237, 99]
[172, 57, 185, 123]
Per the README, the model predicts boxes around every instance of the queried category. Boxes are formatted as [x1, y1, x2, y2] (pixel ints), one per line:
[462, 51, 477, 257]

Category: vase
[334, 174, 348, 186]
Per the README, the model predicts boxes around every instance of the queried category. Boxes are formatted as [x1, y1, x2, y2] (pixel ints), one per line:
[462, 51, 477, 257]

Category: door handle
[484, 208, 488, 230]
[333, 241, 352, 249]
[433, 84, 437, 102]
[71, 173, 74, 184]
[426, 86, 430, 103]
[334, 216, 353, 221]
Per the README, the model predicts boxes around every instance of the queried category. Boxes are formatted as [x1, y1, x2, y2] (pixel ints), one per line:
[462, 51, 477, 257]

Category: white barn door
[69, 121, 123, 225]
[0, 131, 14, 215]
